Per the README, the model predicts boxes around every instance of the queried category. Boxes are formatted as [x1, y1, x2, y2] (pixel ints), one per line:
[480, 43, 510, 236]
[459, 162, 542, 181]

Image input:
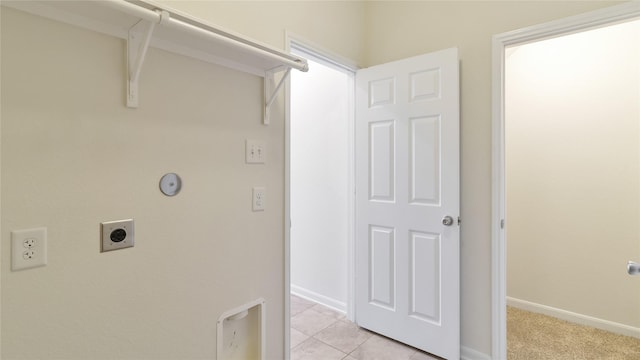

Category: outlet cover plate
[11, 227, 47, 271]
[101, 219, 134, 252]
[252, 187, 266, 211]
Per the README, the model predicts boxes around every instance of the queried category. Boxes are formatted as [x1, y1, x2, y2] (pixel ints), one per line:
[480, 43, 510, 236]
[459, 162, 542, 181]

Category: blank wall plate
[11, 227, 47, 271]
[101, 219, 134, 252]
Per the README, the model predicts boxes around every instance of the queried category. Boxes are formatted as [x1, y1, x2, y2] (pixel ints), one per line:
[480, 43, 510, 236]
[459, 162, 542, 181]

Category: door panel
[409, 230, 440, 323]
[355, 48, 459, 359]
[369, 120, 396, 202]
[370, 225, 396, 309]
[410, 116, 440, 205]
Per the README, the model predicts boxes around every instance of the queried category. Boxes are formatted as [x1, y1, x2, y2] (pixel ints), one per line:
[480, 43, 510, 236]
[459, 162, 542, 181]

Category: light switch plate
[11, 227, 47, 271]
[246, 140, 266, 164]
[101, 219, 134, 252]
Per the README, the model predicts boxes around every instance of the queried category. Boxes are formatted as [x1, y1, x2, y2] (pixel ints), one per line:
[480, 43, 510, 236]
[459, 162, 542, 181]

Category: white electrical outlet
[11, 227, 47, 271]
[253, 187, 266, 211]
[245, 140, 266, 164]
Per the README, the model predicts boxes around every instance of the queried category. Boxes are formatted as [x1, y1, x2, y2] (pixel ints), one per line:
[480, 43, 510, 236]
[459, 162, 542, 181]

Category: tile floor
[290, 295, 442, 360]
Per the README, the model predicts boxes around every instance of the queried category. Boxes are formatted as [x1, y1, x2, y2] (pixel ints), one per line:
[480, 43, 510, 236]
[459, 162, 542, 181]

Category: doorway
[286, 40, 461, 360]
[353, 48, 460, 360]
[492, 3, 640, 358]
[285, 38, 359, 359]
[287, 39, 356, 316]
[505, 18, 640, 357]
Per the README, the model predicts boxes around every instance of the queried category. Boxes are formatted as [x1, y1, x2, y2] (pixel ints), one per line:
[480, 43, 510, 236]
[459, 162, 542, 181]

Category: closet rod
[102, 0, 309, 73]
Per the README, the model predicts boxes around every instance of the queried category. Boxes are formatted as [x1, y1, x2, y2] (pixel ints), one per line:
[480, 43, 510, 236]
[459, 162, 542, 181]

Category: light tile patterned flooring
[290, 295, 441, 360]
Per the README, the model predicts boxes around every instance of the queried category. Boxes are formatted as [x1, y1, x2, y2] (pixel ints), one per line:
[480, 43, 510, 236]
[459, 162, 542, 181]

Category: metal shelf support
[127, 10, 168, 108]
[264, 67, 291, 125]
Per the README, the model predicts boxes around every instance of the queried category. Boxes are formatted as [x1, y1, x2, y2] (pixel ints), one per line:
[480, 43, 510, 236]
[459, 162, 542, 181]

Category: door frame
[491, 2, 640, 359]
[283, 33, 358, 358]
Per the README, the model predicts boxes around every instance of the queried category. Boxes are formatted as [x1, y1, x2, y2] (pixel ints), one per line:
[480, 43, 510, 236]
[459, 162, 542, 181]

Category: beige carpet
[508, 306, 640, 359]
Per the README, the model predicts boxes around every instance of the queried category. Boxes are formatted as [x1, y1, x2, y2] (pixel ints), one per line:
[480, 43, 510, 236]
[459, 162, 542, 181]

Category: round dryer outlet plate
[159, 173, 182, 196]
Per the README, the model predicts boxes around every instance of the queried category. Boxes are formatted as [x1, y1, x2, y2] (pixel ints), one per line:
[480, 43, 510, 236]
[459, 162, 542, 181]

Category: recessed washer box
[101, 219, 134, 252]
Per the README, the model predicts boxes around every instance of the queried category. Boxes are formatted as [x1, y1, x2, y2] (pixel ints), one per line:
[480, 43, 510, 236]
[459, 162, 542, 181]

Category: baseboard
[461, 346, 492, 360]
[290, 284, 347, 314]
[507, 297, 640, 339]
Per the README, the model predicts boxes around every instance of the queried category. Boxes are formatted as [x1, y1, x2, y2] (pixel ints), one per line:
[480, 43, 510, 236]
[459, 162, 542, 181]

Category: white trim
[284, 53, 292, 360]
[290, 285, 348, 314]
[286, 32, 359, 73]
[490, 26, 507, 357]
[461, 346, 492, 360]
[345, 61, 357, 323]
[0, 3, 2, 342]
[493, 3, 640, 48]
[507, 297, 640, 339]
[491, 2, 640, 359]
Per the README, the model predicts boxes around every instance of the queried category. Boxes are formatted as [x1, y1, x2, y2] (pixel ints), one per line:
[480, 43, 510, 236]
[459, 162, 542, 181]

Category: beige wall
[506, 20, 640, 328]
[364, 1, 622, 354]
[0, 6, 287, 359]
[1, 1, 366, 358]
[1, 1, 629, 359]
[155, 0, 367, 67]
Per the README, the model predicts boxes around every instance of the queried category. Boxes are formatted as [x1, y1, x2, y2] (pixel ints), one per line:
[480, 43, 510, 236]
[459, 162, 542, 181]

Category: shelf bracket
[264, 67, 291, 125]
[127, 11, 169, 108]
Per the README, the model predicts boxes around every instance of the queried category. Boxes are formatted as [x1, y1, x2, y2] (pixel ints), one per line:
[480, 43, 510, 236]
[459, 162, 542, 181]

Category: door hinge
[500, 219, 505, 229]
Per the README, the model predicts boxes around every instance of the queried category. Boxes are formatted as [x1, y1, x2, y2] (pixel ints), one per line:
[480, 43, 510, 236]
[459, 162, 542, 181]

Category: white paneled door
[355, 48, 460, 359]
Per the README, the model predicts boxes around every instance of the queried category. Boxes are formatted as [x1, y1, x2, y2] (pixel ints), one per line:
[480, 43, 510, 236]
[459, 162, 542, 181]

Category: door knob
[629, 261, 640, 275]
[442, 216, 454, 226]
